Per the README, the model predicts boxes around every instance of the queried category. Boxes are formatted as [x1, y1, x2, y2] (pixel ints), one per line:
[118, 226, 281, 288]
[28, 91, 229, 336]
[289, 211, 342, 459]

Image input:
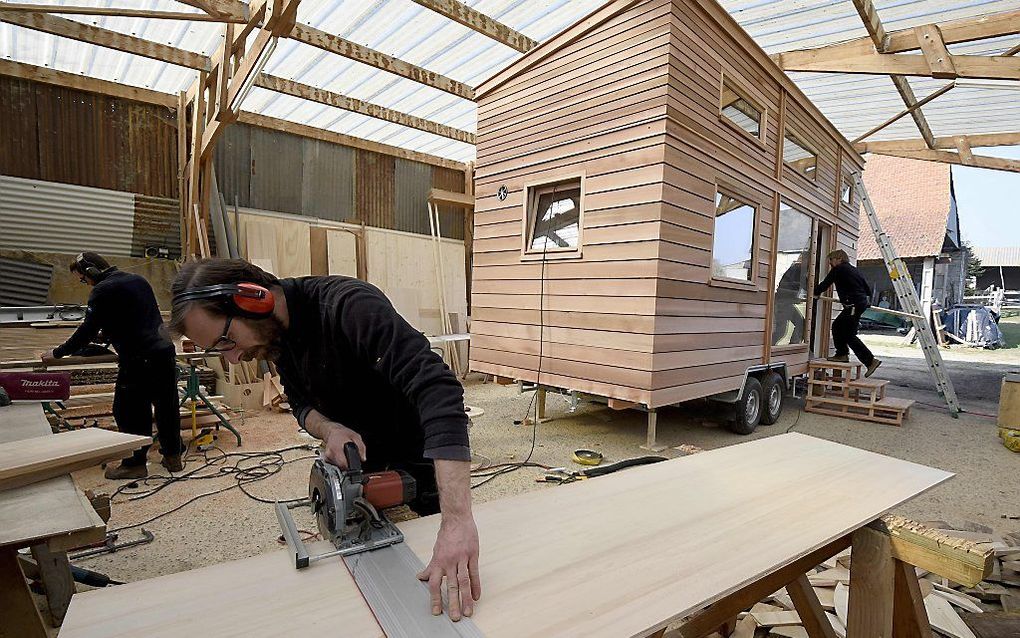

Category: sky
[951, 146, 1020, 248]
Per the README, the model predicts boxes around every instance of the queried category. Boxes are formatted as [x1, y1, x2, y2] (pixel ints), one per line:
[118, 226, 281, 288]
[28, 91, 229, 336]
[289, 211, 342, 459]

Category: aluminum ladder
[853, 172, 961, 417]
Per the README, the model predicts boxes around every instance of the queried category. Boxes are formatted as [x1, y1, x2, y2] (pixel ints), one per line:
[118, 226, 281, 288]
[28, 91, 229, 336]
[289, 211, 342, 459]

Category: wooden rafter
[866, 148, 1020, 174]
[856, 132, 1020, 153]
[289, 23, 475, 100]
[0, 10, 210, 70]
[175, 0, 248, 22]
[850, 83, 955, 145]
[0, 4, 245, 22]
[254, 74, 476, 144]
[410, 0, 537, 53]
[0, 58, 176, 107]
[850, 0, 937, 149]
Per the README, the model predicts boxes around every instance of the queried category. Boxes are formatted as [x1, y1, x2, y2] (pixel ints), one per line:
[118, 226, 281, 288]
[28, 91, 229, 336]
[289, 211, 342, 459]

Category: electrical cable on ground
[107, 443, 317, 533]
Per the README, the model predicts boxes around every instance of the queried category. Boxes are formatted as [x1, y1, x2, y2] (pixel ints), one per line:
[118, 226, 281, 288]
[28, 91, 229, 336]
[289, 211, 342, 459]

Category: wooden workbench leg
[892, 559, 932, 638]
[31, 543, 75, 626]
[0, 547, 48, 638]
[788, 573, 838, 638]
[847, 526, 895, 638]
[536, 388, 547, 421]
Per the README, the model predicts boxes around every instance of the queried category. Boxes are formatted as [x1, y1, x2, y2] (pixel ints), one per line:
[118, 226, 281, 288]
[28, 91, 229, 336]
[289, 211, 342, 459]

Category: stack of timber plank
[674, 517, 1020, 638]
[804, 360, 914, 426]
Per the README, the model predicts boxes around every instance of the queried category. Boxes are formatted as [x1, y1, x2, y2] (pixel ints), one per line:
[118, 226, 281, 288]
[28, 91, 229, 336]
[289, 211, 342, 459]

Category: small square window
[841, 177, 854, 206]
[711, 190, 757, 283]
[720, 80, 763, 139]
[783, 130, 818, 180]
[525, 179, 582, 254]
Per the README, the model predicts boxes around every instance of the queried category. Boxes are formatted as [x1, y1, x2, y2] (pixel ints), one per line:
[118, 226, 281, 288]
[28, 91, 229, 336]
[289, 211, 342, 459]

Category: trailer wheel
[729, 377, 763, 435]
[760, 372, 785, 426]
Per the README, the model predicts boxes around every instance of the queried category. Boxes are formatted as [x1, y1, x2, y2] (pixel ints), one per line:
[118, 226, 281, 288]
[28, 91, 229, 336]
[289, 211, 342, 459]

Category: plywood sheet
[0, 428, 150, 491]
[239, 213, 311, 278]
[326, 229, 358, 277]
[365, 228, 466, 335]
[60, 434, 951, 638]
[0, 405, 105, 550]
[60, 540, 384, 637]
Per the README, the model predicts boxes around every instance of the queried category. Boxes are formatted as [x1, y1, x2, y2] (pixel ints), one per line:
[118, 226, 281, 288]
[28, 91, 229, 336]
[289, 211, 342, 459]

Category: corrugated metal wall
[0, 76, 177, 198]
[215, 124, 464, 239]
[0, 257, 53, 306]
[133, 195, 181, 259]
[0, 176, 136, 256]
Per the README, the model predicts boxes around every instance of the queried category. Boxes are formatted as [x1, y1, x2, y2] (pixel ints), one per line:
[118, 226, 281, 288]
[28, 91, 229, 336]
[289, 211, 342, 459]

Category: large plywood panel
[325, 230, 358, 277]
[238, 213, 310, 278]
[59, 434, 953, 638]
[364, 228, 467, 335]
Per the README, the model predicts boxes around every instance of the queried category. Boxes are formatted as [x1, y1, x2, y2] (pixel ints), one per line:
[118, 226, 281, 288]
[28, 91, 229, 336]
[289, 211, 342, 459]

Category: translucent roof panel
[2, 0, 1019, 163]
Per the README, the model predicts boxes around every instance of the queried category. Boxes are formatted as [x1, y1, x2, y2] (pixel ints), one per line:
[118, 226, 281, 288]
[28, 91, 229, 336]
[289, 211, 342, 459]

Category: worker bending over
[168, 259, 480, 621]
[42, 252, 184, 477]
[814, 249, 882, 378]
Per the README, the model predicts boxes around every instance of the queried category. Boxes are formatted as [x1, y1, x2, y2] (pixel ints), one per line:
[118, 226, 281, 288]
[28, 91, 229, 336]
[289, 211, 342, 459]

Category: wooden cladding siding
[0, 75, 177, 198]
[470, 0, 864, 408]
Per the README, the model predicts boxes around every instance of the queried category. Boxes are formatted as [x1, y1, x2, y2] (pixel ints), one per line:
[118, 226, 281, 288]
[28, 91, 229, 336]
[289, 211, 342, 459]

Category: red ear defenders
[172, 283, 275, 319]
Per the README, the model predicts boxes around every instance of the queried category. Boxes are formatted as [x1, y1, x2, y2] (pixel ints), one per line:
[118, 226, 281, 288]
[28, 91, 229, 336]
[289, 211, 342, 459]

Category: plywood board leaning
[0, 428, 150, 491]
[326, 229, 358, 277]
[59, 433, 952, 638]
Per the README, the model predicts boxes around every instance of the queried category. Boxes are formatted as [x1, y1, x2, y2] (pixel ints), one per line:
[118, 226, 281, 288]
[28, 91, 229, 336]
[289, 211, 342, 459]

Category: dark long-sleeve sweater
[814, 261, 873, 307]
[274, 277, 470, 462]
[54, 269, 173, 360]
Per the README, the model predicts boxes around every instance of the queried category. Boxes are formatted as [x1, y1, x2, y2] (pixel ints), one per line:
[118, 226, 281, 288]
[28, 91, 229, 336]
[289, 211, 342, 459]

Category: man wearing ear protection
[41, 251, 184, 478]
[169, 258, 480, 622]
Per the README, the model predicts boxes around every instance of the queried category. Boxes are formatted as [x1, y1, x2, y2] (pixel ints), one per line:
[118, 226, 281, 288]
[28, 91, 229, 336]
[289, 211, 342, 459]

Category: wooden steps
[805, 360, 913, 426]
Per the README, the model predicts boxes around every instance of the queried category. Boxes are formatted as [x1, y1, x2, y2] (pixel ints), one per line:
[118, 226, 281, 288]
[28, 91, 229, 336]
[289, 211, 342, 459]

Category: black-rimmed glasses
[205, 316, 236, 353]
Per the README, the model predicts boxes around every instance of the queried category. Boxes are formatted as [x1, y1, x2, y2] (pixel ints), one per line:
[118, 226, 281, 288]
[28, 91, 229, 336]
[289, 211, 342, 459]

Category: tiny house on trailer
[468, 0, 864, 441]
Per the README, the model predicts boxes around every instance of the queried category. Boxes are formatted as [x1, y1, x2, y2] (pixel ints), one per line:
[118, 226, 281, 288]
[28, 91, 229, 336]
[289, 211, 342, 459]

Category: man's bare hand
[322, 423, 366, 469]
[418, 517, 481, 621]
[39, 349, 57, 365]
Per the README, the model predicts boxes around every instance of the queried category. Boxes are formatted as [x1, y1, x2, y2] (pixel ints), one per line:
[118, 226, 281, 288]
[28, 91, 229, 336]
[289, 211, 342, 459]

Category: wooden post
[0, 547, 47, 638]
[536, 387, 547, 421]
[177, 90, 188, 256]
[464, 161, 474, 314]
[892, 559, 933, 638]
[787, 573, 838, 638]
[29, 544, 74, 626]
[847, 526, 895, 638]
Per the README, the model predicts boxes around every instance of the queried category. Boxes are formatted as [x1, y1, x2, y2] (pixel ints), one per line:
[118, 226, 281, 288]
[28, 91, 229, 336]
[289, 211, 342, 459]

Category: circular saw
[276, 442, 416, 569]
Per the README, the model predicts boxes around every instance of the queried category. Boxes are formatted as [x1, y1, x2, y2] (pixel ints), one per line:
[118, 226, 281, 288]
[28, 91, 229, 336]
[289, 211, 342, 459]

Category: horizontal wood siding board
[480, 0, 672, 113]
[471, 294, 765, 318]
[470, 360, 653, 405]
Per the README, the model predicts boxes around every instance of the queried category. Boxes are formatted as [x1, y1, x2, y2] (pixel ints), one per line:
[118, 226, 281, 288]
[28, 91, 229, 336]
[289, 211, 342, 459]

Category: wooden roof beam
[849, 0, 937, 149]
[865, 148, 1020, 174]
[288, 22, 475, 100]
[0, 57, 176, 107]
[774, 52, 1020, 81]
[410, 0, 537, 53]
[0, 4, 245, 22]
[856, 132, 1020, 153]
[254, 73, 476, 144]
[175, 0, 249, 22]
[0, 10, 210, 70]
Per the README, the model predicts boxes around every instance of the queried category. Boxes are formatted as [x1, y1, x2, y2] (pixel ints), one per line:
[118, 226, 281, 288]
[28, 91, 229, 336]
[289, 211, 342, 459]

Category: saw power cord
[107, 443, 317, 533]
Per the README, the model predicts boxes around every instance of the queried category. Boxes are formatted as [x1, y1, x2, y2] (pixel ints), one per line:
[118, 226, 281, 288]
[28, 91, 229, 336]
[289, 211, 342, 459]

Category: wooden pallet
[806, 360, 912, 425]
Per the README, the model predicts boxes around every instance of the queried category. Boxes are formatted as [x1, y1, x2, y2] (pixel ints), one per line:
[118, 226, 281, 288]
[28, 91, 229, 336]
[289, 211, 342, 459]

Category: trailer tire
[760, 372, 785, 426]
[729, 377, 763, 435]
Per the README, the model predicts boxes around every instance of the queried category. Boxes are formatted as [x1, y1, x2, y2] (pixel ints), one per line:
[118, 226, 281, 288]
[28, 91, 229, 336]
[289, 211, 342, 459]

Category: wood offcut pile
[685, 518, 1020, 638]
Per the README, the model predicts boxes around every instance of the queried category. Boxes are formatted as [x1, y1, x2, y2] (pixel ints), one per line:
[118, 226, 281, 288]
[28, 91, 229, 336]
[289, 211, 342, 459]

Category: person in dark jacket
[814, 249, 882, 378]
[41, 252, 183, 478]
[168, 258, 480, 622]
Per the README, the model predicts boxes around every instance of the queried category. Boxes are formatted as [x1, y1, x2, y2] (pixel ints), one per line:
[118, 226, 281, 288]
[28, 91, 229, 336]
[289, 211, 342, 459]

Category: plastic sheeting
[942, 305, 1006, 349]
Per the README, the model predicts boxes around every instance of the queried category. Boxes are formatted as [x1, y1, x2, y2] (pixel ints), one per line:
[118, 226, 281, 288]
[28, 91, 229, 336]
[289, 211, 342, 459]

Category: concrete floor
[66, 351, 1019, 591]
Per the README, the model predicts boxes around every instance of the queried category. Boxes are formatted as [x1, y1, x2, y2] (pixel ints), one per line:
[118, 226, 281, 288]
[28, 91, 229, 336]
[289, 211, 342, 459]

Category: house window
[841, 177, 854, 206]
[720, 78, 764, 140]
[783, 129, 818, 180]
[525, 179, 582, 254]
[711, 190, 757, 283]
[772, 202, 813, 347]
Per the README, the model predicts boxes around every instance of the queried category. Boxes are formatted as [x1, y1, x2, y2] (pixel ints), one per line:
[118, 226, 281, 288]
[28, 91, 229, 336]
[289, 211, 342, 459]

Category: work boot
[825, 354, 850, 363]
[161, 454, 184, 473]
[104, 462, 148, 480]
[865, 359, 883, 378]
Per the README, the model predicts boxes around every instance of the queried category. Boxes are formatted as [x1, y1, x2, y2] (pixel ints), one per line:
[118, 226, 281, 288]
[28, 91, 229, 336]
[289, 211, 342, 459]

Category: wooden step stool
[804, 359, 914, 426]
